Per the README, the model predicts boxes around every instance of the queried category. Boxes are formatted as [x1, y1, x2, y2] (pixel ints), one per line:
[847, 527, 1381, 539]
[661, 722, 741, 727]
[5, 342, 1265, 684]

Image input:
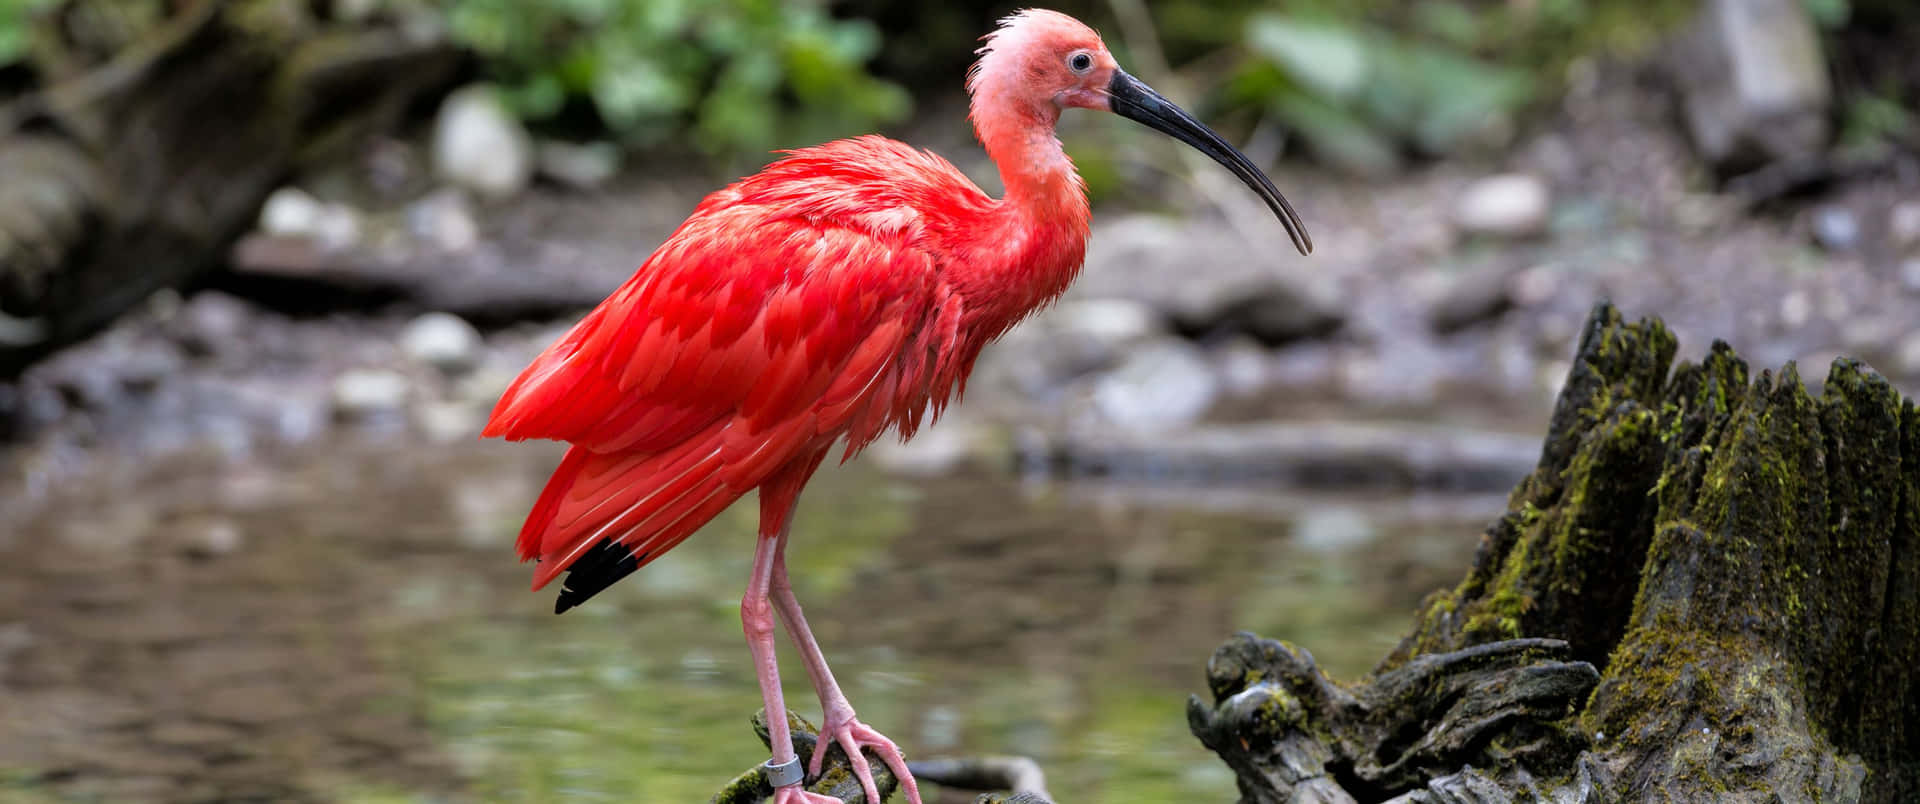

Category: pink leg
[742, 533, 839, 804]
[770, 532, 924, 804]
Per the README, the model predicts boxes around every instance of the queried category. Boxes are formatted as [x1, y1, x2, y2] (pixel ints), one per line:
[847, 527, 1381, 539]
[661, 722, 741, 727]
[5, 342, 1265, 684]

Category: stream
[1, 433, 1503, 802]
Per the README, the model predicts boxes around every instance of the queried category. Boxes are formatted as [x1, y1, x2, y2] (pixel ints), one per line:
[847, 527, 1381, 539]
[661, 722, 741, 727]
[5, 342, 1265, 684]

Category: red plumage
[483, 136, 1087, 601]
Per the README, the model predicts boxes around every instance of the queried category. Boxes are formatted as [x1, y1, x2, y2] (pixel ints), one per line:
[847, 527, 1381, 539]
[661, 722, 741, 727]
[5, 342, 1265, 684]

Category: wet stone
[147, 719, 245, 748]
[196, 680, 309, 726]
[58, 775, 182, 801]
[1897, 332, 1920, 377]
[1811, 205, 1860, 252]
[164, 642, 294, 688]
[53, 737, 202, 777]
[1454, 174, 1551, 239]
[335, 713, 426, 752]
[332, 369, 411, 417]
[1900, 259, 1920, 295]
[1888, 200, 1920, 250]
[399, 312, 482, 374]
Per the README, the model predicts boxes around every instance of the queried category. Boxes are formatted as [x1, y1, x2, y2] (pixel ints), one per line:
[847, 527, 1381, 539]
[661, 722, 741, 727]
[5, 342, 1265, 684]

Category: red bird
[484, 9, 1310, 803]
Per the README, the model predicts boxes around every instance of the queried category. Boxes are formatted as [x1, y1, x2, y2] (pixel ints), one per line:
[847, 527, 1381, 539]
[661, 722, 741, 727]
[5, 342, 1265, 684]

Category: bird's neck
[963, 97, 1092, 334]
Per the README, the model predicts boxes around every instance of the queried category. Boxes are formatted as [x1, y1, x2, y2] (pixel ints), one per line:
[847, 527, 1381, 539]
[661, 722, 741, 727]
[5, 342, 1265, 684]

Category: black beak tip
[1108, 69, 1315, 257]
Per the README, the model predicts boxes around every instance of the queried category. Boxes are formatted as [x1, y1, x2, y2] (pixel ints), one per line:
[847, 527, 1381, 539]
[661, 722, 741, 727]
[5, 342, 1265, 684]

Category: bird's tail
[518, 424, 745, 605]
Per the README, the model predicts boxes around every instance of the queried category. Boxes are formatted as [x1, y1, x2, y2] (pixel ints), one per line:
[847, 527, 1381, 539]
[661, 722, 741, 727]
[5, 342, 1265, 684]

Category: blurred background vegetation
[5, 0, 1905, 172]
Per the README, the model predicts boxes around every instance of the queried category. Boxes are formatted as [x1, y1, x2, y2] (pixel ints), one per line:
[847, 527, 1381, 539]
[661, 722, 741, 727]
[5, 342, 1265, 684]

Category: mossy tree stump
[1191, 302, 1918, 802]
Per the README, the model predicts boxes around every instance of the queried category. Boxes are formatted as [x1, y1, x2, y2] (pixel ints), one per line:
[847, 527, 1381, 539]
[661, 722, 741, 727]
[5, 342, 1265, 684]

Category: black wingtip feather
[551, 537, 645, 614]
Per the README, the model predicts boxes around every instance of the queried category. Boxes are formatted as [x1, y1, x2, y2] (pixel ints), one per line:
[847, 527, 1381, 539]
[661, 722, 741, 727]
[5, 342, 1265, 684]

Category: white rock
[1899, 332, 1920, 377]
[311, 203, 363, 250]
[1050, 298, 1159, 345]
[1091, 340, 1219, 433]
[400, 312, 482, 374]
[1454, 174, 1551, 238]
[537, 139, 623, 189]
[1900, 259, 1920, 295]
[258, 186, 362, 249]
[1213, 337, 1272, 397]
[260, 187, 325, 236]
[415, 400, 483, 443]
[1779, 289, 1812, 329]
[332, 369, 410, 416]
[181, 517, 243, 558]
[868, 416, 981, 476]
[1674, 0, 1830, 168]
[1890, 201, 1920, 251]
[407, 189, 480, 252]
[432, 84, 534, 199]
[1810, 205, 1859, 252]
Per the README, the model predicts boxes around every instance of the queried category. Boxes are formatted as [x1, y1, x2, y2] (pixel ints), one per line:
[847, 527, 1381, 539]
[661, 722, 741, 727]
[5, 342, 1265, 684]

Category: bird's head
[969, 9, 1312, 255]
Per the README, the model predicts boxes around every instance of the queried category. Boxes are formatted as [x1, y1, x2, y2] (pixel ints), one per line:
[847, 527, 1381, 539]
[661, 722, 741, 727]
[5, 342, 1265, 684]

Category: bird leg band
[763, 756, 805, 788]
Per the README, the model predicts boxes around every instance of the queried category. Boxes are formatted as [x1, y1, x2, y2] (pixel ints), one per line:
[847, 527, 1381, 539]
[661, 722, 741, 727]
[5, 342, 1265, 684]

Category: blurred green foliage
[1184, 0, 1695, 174]
[0, 0, 57, 68]
[440, 0, 910, 163]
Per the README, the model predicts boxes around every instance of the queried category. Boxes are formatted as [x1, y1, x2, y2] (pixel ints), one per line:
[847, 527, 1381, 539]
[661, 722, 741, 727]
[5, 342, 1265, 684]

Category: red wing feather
[484, 209, 943, 596]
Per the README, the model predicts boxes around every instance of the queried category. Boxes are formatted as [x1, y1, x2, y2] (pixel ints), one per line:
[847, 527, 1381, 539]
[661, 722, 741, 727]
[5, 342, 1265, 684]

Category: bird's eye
[1068, 52, 1093, 73]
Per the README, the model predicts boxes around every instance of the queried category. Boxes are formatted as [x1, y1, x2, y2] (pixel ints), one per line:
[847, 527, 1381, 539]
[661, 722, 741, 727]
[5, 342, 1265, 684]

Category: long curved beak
[1107, 69, 1312, 256]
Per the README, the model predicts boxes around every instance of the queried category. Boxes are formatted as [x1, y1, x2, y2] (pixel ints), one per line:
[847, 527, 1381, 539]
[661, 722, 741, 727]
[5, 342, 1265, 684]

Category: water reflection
[0, 437, 1495, 802]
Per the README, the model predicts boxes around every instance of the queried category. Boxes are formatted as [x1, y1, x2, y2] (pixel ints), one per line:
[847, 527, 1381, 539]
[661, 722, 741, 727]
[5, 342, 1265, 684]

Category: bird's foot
[771, 786, 843, 804]
[809, 706, 922, 804]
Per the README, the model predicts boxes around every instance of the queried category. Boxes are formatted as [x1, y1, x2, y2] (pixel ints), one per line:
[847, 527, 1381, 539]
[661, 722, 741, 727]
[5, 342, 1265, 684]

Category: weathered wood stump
[0, 0, 458, 377]
[1190, 301, 1919, 802]
[709, 709, 1054, 804]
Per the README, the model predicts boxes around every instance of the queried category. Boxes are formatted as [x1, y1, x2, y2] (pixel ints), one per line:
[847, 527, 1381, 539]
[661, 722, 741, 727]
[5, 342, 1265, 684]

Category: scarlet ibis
[483, 8, 1309, 803]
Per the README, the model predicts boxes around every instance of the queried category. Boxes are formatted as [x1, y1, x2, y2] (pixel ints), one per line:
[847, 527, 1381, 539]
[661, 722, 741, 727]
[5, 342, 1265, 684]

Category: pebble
[1899, 332, 1920, 377]
[1454, 174, 1551, 239]
[406, 188, 480, 252]
[399, 312, 482, 374]
[1213, 336, 1272, 397]
[1900, 259, 1920, 295]
[1051, 298, 1159, 345]
[537, 139, 623, 189]
[433, 84, 534, 199]
[868, 415, 981, 476]
[1779, 290, 1812, 329]
[259, 187, 325, 237]
[1810, 205, 1860, 252]
[1090, 340, 1219, 432]
[172, 291, 251, 356]
[414, 400, 482, 443]
[1509, 264, 1562, 307]
[1888, 200, 1920, 251]
[258, 187, 361, 249]
[1429, 266, 1519, 334]
[180, 517, 243, 559]
[331, 369, 410, 417]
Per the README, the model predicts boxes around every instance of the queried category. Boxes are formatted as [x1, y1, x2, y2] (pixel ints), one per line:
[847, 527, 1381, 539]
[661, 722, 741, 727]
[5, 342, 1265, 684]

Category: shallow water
[0, 437, 1499, 802]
